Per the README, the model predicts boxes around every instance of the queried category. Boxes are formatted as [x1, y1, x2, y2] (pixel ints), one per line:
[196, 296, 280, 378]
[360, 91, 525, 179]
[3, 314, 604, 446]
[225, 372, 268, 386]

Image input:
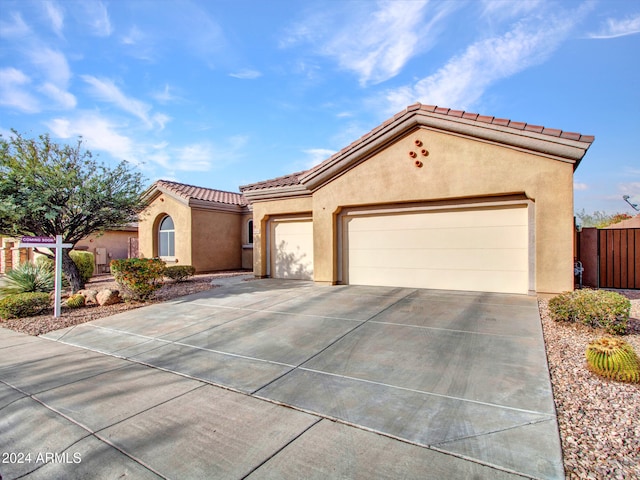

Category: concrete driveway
[1, 279, 563, 479]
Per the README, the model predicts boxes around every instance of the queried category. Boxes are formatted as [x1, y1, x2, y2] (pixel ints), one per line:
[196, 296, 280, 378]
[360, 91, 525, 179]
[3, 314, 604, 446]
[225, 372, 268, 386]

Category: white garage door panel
[348, 225, 527, 250]
[348, 248, 527, 271]
[350, 267, 527, 292]
[345, 206, 529, 294]
[272, 220, 314, 280]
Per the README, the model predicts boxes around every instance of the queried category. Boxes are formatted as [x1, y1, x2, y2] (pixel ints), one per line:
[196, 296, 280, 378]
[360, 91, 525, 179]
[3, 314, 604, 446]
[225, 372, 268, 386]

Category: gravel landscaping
[1, 277, 638, 479]
[539, 291, 639, 480]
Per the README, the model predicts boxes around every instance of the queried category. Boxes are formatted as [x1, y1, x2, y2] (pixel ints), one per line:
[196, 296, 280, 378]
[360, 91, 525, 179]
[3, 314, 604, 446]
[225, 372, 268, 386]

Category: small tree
[0, 131, 147, 292]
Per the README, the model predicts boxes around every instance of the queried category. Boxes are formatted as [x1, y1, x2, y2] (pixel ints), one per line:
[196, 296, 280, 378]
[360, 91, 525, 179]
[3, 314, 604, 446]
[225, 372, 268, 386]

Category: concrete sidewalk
[1, 280, 563, 479]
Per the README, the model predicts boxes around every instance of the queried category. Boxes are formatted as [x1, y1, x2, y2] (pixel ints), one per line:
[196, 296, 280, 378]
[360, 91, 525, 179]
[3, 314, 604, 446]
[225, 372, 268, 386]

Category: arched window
[247, 219, 254, 245]
[158, 215, 175, 257]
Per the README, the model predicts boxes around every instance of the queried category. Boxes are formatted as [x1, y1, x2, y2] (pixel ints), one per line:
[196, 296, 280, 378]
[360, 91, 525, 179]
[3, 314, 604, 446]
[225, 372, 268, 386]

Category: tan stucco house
[138, 180, 253, 272]
[240, 103, 594, 295]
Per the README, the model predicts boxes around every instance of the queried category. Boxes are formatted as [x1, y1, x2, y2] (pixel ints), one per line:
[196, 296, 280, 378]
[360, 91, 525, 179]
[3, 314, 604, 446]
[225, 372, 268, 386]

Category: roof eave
[300, 110, 594, 190]
[241, 184, 311, 203]
[188, 198, 247, 213]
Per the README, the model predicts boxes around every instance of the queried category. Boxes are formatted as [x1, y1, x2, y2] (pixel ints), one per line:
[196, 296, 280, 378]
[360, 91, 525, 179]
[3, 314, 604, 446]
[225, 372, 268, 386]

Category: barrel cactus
[65, 294, 86, 309]
[585, 337, 640, 383]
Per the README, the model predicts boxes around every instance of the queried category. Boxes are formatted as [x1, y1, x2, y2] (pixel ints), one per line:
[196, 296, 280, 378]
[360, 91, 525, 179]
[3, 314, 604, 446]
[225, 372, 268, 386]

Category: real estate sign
[18, 235, 72, 318]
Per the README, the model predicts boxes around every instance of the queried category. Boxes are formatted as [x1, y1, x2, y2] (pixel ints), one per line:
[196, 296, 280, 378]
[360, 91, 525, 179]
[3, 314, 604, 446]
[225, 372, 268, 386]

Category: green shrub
[37, 251, 94, 287]
[548, 289, 631, 335]
[110, 258, 166, 301]
[586, 337, 640, 383]
[0, 292, 51, 319]
[70, 251, 95, 284]
[0, 262, 55, 299]
[164, 265, 196, 282]
[65, 294, 85, 308]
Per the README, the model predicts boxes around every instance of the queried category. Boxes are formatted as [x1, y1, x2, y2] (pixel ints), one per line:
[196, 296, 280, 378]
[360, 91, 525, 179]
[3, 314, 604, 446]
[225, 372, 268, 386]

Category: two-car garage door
[343, 205, 530, 294]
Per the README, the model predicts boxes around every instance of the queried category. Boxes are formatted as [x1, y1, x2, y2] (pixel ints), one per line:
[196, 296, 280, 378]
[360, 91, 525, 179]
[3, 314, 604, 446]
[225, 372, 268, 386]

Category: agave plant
[585, 337, 640, 383]
[0, 262, 55, 299]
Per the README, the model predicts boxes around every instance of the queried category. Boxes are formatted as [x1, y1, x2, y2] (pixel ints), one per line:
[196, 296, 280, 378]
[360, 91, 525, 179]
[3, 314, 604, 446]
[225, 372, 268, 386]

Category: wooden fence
[598, 228, 640, 289]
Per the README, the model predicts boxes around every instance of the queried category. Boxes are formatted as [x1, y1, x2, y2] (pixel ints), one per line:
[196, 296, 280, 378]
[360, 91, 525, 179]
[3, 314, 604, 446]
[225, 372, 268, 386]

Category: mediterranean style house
[135, 104, 595, 294]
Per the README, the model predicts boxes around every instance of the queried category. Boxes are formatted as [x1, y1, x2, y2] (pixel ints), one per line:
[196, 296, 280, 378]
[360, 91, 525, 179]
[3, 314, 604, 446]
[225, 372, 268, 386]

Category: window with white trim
[158, 215, 175, 257]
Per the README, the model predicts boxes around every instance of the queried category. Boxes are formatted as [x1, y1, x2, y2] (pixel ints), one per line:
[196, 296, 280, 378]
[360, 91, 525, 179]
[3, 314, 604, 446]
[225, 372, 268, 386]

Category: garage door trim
[337, 198, 535, 294]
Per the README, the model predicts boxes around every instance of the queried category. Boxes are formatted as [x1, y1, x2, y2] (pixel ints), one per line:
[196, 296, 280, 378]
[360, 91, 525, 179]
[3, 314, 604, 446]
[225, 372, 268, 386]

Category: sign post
[18, 235, 73, 318]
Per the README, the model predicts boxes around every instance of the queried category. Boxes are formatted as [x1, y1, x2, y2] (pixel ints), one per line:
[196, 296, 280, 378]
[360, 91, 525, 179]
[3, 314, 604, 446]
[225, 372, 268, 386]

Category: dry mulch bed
[1, 278, 639, 478]
[0, 271, 250, 336]
[539, 291, 639, 480]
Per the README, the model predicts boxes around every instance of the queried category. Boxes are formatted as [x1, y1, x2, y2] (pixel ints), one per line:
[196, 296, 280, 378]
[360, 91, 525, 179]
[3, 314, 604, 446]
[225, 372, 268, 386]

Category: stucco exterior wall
[253, 127, 576, 294]
[138, 193, 192, 265]
[190, 208, 243, 272]
[75, 230, 137, 269]
[251, 196, 313, 277]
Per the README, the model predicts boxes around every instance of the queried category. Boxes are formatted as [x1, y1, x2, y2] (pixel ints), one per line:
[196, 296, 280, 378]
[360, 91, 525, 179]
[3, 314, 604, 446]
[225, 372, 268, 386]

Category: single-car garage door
[344, 205, 529, 294]
[271, 218, 314, 280]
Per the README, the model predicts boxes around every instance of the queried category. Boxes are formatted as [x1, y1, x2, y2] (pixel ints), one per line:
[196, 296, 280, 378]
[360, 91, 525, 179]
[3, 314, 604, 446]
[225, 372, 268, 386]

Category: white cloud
[81, 75, 166, 129]
[152, 84, 180, 104]
[283, 0, 452, 86]
[619, 182, 640, 197]
[574, 182, 589, 191]
[480, 0, 543, 21]
[383, 10, 584, 112]
[302, 148, 335, 168]
[174, 144, 215, 171]
[27, 47, 72, 87]
[39, 83, 76, 109]
[588, 14, 640, 39]
[0, 68, 40, 113]
[44, 1, 64, 36]
[120, 25, 157, 61]
[229, 69, 263, 80]
[0, 12, 31, 38]
[121, 25, 143, 46]
[47, 113, 137, 164]
[149, 135, 248, 173]
[82, 0, 112, 37]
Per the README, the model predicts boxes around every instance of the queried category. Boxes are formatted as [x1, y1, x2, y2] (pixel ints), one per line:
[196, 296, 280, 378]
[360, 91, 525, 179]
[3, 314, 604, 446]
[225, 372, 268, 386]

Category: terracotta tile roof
[239, 103, 595, 194]
[155, 179, 247, 206]
[239, 170, 307, 192]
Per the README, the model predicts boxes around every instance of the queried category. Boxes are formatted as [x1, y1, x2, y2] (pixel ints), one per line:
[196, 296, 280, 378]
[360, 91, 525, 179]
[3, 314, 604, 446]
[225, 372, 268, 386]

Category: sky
[1, 0, 639, 215]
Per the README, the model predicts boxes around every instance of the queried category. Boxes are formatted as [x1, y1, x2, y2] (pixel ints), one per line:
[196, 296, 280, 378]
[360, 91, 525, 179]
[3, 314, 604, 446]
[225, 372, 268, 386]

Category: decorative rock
[77, 289, 99, 304]
[96, 289, 121, 306]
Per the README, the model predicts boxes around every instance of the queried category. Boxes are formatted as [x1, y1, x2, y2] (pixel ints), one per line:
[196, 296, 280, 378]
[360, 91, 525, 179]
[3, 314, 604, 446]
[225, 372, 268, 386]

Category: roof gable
[145, 180, 248, 212]
[241, 103, 594, 201]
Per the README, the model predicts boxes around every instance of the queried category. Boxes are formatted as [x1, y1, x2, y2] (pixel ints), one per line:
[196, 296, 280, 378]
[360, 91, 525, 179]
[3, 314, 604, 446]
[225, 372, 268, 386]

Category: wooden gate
[598, 228, 640, 289]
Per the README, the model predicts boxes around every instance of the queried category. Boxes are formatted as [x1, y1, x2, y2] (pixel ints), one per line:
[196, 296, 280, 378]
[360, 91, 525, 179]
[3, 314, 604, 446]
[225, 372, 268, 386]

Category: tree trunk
[61, 249, 83, 293]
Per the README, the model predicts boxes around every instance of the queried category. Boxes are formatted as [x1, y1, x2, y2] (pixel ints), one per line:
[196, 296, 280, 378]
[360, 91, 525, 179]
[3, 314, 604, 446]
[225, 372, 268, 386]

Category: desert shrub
[548, 289, 631, 335]
[110, 258, 166, 300]
[586, 337, 640, 383]
[65, 294, 85, 308]
[164, 265, 196, 282]
[36, 251, 94, 286]
[70, 251, 95, 284]
[0, 292, 51, 319]
[0, 262, 55, 299]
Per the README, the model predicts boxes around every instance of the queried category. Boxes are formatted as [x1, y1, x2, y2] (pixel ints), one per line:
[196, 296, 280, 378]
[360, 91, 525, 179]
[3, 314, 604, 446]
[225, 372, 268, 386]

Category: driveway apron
[3, 279, 563, 479]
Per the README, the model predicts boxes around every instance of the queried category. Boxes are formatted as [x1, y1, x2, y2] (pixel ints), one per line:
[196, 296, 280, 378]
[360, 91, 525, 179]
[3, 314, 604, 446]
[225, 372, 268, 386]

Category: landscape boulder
[77, 289, 99, 304]
[96, 289, 121, 306]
